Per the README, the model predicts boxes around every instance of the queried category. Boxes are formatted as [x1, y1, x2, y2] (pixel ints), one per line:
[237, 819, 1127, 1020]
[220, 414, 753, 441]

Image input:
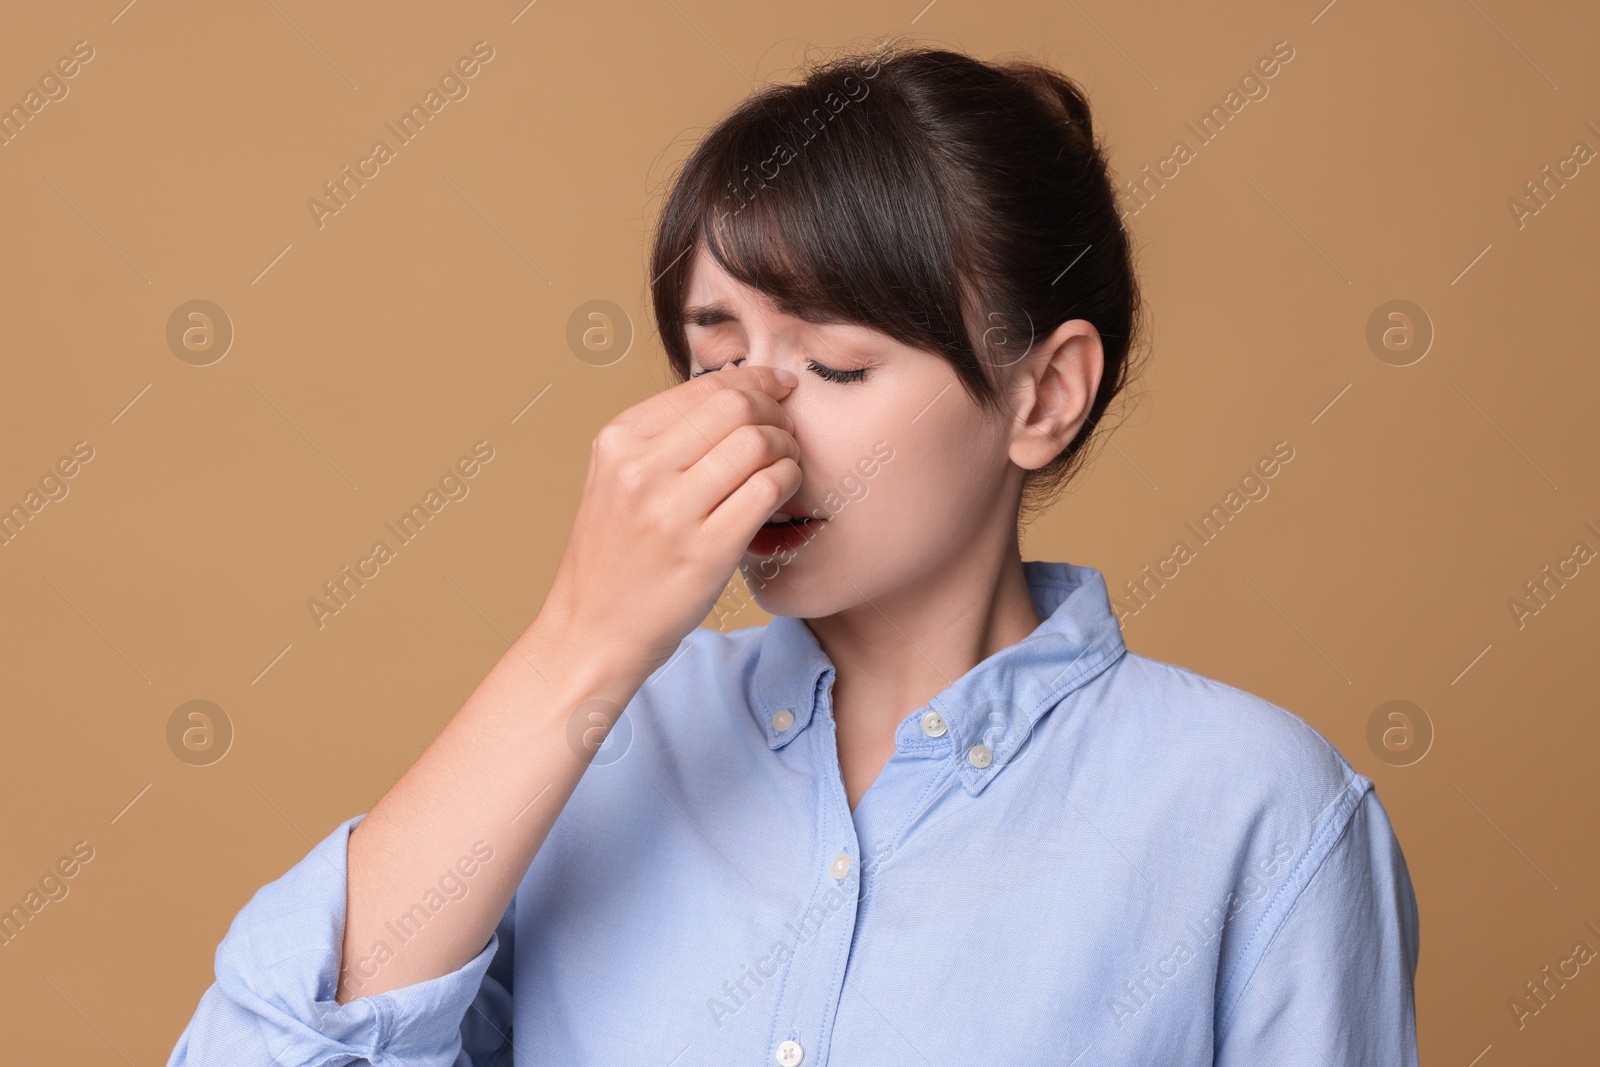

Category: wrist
[518, 605, 650, 709]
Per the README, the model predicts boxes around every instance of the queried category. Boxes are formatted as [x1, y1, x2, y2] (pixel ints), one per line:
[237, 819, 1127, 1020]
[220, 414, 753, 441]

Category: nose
[732, 312, 808, 382]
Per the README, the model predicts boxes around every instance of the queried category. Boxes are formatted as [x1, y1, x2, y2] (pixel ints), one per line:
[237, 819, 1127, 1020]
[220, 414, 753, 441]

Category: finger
[649, 382, 795, 475]
[678, 421, 800, 523]
[701, 455, 803, 551]
[612, 364, 795, 439]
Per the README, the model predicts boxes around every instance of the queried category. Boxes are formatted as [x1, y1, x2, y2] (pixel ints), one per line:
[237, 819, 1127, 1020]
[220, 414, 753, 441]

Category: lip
[746, 513, 825, 557]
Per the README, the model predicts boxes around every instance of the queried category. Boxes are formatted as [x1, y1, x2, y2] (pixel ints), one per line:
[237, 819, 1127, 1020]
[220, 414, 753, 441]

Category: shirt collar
[750, 560, 1127, 796]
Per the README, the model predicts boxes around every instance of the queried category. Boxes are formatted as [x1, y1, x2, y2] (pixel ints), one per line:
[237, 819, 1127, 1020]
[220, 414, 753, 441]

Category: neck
[805, 537, 1043, 736]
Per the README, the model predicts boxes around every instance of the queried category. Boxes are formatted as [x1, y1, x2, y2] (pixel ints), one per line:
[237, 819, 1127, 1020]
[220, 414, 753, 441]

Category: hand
[539, 365, 801, 677]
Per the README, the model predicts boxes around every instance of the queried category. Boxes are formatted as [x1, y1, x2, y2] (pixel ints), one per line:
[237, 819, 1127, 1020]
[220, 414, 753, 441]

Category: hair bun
[1002, 62, 1096, 153]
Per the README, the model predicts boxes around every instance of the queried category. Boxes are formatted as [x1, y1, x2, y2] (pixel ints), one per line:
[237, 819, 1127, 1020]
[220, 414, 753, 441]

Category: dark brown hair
[648, 38, 1144, 522]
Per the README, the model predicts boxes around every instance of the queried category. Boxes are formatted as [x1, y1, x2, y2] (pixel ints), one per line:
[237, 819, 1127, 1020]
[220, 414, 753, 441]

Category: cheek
[849, 410, 998, 530]
[890, 429, 977, 505]
[788, 372, 1003, 526]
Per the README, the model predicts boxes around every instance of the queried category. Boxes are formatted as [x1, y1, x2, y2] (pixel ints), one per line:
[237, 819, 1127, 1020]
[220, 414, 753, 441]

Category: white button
[829, 852, 851, 879]
[920, 710, 947, 737]
[968, 743, 993, 768]
[776, 1038, 804, 1065]
[771, 708, 794, 731]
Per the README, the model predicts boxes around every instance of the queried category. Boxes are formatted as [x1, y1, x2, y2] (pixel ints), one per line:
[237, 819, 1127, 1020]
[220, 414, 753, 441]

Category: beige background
[2, 0, 1597, 1062]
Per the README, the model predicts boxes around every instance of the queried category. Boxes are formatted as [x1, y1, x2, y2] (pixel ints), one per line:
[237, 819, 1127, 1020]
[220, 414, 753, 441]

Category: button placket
[765, 688, 865, 1067]
[767, 844, 861, 1067]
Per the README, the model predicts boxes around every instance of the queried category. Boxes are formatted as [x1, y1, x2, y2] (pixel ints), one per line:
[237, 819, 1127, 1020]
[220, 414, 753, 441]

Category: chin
[739, 553, 838, 619]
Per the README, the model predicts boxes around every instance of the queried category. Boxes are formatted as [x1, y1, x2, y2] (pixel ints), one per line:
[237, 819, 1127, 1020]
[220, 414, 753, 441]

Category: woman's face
[680, 247, 1029, 619]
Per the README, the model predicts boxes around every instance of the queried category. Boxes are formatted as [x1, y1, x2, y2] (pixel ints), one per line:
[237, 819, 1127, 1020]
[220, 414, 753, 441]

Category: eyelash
[691, 358, 866, 384]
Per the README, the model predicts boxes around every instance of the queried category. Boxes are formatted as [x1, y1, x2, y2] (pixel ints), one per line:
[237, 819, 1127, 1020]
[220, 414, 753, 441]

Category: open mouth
[747, 511, 824, 557]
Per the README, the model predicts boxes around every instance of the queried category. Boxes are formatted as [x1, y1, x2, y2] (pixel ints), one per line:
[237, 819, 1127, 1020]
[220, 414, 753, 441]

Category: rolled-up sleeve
[166, 813, 516, 1067]
[1214, 786, 1421, 1066]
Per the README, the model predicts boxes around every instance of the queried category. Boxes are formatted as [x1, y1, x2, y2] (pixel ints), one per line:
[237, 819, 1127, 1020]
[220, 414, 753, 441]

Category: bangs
[650, 57, 1007, 411]
[648, 39, 1144, 525]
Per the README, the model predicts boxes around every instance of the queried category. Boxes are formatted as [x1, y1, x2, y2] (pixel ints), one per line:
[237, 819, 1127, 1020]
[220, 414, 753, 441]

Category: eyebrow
[682, 302, 738, 328]
[682, 297, 848, 329]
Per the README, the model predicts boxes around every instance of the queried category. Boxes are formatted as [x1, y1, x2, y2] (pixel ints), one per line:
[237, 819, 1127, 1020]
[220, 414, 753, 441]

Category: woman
[168, 40, 1418, 1066]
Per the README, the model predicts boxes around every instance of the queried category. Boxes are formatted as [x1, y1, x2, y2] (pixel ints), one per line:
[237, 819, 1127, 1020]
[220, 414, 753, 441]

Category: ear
[1006, 319, 1105, 471]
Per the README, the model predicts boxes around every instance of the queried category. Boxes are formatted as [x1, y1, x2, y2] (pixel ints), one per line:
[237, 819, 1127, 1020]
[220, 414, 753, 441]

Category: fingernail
[773, 367, 798, 387]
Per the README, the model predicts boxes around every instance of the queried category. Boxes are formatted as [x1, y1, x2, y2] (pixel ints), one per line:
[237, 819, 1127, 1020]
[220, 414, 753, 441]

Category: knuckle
[747, 467, 781, 501]
[731, 422, 776, 461]
[615, 456, 649, 493]
[716, 387, 757, 422]
[757, 458, 799, 498]
[592, 420, 630, 458]
[730, 420, 764, 447]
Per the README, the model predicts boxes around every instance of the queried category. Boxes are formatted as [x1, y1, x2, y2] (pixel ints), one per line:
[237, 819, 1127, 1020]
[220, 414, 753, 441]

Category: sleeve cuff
[194, 812, 505, 1066]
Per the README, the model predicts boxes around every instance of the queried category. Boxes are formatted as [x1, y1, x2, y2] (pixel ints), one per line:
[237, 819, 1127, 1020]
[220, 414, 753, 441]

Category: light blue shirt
[168, 560, 1419, 1065]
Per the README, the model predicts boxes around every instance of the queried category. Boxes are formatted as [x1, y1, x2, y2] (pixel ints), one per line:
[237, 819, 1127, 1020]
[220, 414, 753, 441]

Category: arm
[336, 364, 801, 1002]
[165, 814, 518, 1067]
[165, 364, 802, 1062]
[335, 611, 649, 1003]
[1214, 787, 1421, 1065]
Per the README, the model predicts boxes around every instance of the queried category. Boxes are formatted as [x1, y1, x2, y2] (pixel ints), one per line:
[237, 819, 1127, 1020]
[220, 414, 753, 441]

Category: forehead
[681, 246, 768, 317]
[681, 247, 872, 343]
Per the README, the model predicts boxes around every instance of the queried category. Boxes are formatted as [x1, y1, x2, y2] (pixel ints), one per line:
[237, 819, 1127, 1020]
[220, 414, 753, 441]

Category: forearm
[333, 364, 799, 1004]
[336, 608, 648, 1003]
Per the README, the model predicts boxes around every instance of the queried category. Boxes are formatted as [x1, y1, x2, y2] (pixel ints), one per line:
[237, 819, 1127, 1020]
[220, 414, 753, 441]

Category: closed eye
[689, 357, 744, 378]
[808, 360, 866, 384]
[691, 358, 867, 383]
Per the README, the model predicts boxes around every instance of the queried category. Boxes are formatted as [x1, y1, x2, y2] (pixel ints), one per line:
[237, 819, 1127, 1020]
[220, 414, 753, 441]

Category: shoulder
[1058, 650, 1408, 1009]
[1079, 648, 1368, 824]
[1053, 647, 1379, 924]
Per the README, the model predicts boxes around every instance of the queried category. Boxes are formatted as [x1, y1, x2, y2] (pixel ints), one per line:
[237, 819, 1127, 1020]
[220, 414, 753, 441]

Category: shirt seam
[858, 746, 965, 912]
[1212, 773, 1371, 1040]
[763, 687, 842, 1060]
[814, 676, 861, 1059]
